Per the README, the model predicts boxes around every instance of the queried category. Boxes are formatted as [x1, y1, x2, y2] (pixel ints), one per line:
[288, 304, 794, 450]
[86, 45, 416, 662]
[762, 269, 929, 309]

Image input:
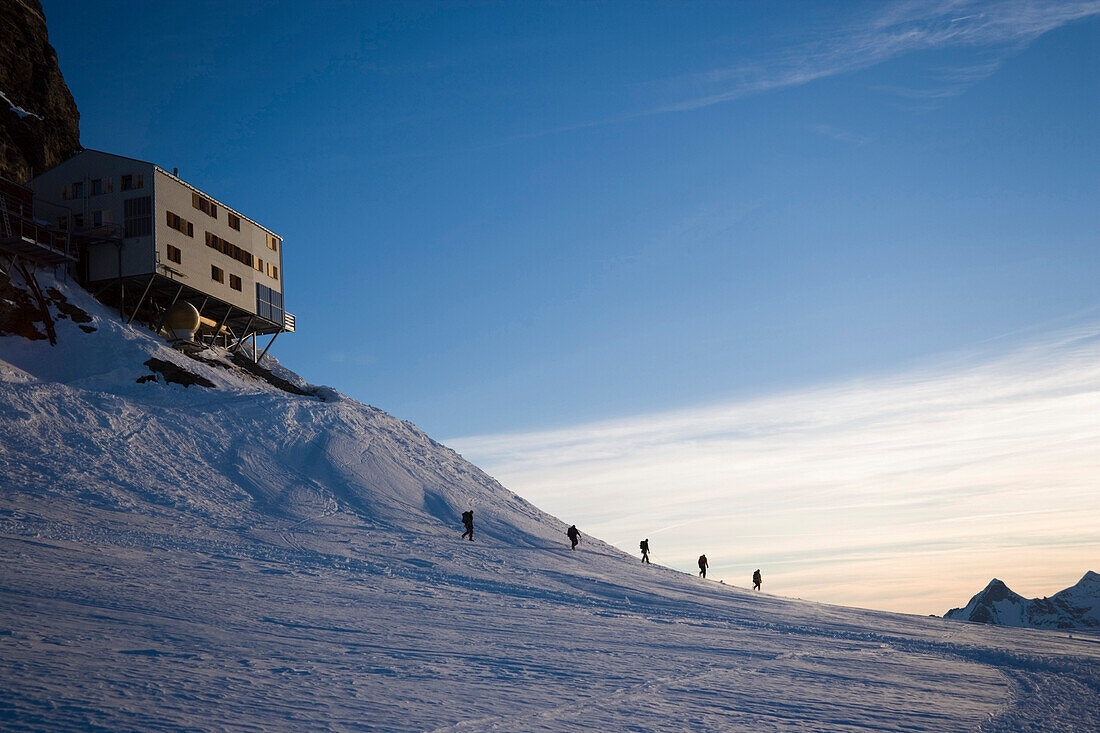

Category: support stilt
[116, 243, 125, 319]
[213, 306, 233, 347]
[229, 316, 254, 354]
[16, 261, 57, 346]
[257, 331, 280, 364]
[153, 284, 185, 337]
[126, 274, 157, 325]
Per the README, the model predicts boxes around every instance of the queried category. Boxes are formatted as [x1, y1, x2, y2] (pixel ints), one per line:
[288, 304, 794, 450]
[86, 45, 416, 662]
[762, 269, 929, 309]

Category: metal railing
[0, 196, 76, 262]
[72, 221, 124, 243]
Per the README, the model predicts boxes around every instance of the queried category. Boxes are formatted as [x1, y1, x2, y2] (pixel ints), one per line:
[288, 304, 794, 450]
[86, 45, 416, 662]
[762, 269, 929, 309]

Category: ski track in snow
[0, 274, 1098, 732]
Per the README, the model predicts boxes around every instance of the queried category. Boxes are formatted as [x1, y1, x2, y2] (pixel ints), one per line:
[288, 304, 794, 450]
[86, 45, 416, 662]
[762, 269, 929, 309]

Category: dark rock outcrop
[1, 0, 80, 182]
[0, 264, 50, 339]
[230, 351, 316, 397]
[142, 358, 217, 389]
[0, 268, 97, 342]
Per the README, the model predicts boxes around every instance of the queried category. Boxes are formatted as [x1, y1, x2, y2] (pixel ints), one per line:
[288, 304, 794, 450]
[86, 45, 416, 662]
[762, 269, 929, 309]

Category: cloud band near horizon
[449, 325, 1100, 615]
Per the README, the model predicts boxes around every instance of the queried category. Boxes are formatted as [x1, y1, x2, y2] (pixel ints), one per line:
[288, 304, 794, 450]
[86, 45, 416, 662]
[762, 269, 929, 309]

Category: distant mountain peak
[980, 578, 1018, 602]
[946, 572, 1099, 632]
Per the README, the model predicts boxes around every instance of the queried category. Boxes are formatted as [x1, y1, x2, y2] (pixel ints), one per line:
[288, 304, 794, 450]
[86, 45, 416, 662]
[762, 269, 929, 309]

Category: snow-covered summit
[3, 272, 1100, 731]
[1073, 569, 1100, 587]
[945, 573, 1100, 632]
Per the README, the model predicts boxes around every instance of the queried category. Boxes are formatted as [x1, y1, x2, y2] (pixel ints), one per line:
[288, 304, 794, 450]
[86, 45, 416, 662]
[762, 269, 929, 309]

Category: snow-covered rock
[2, 271, 1099, 732]
[945, 572, 1100, 631]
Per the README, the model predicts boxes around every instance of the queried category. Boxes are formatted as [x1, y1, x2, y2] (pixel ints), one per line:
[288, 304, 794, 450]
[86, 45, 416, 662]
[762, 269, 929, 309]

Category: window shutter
[137, 174, 144, 189]
[61, 185, 69, 200]
[103, 210, 114, 224]
[106, 177, 114, 193]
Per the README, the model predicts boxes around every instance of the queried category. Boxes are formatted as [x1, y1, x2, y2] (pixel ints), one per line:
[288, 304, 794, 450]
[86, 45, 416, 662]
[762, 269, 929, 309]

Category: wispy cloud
[513, 0, 1100, 141]
[655, 0, 1100, 113]
[450, 324, 1100, 614]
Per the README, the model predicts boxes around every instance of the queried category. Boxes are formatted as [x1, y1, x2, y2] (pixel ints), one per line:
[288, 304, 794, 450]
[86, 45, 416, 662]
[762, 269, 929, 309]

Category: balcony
[0, 206, 77, 265]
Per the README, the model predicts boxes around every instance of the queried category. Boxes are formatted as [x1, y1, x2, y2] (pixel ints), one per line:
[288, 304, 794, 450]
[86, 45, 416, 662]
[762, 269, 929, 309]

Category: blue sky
[43, 1, 1099, 612]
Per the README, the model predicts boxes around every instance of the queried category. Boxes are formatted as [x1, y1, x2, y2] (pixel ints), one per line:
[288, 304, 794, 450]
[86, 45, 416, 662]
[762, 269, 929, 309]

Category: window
[166, 211, 194, 237]
[72, 181, 84, 198]
[120, 173, 143, 191]
[167, 244, 182, 264]
[228, 212, 241, 230]
[266, 233, 279, 251]
[211, 265, 224, 283]
[256, 283, 284, 324]
[89, 178, 112, 195]
[192, 192, 218, 218]
[267, 263, 279, 281]
[254, 257, 263, 273]
[229, 274, 242, 291]
[204, 231, 254, 268]
[73, 213, 84, 229]
[124, 196, 152, 237]
[92, 211, 102, 227]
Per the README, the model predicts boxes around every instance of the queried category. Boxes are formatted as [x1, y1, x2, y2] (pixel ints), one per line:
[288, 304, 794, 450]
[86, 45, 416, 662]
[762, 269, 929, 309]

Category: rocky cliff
[0, 0, 80, 183]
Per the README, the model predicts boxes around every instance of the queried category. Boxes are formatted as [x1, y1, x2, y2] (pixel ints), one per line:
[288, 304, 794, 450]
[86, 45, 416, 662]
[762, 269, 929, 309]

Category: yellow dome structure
[164, 302, 201, 342]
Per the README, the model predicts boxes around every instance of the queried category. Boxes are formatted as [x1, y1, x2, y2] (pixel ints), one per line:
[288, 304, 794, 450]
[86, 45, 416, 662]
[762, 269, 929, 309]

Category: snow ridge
[0, 272, 562, 545]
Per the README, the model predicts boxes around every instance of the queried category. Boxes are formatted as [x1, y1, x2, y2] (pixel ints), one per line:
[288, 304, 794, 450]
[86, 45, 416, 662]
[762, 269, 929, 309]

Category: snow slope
[945, 573, 1100, 632]
[1, 273, 1098, 731]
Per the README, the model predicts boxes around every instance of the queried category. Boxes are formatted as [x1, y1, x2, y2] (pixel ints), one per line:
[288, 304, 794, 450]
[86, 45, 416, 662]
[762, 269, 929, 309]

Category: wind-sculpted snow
[1, 275, 1099, 731]
[0, 274, 554, 544]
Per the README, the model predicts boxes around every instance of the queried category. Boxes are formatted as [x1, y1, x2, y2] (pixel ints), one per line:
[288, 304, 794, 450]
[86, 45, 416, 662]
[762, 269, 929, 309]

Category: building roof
[45, 148, 283, 240]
